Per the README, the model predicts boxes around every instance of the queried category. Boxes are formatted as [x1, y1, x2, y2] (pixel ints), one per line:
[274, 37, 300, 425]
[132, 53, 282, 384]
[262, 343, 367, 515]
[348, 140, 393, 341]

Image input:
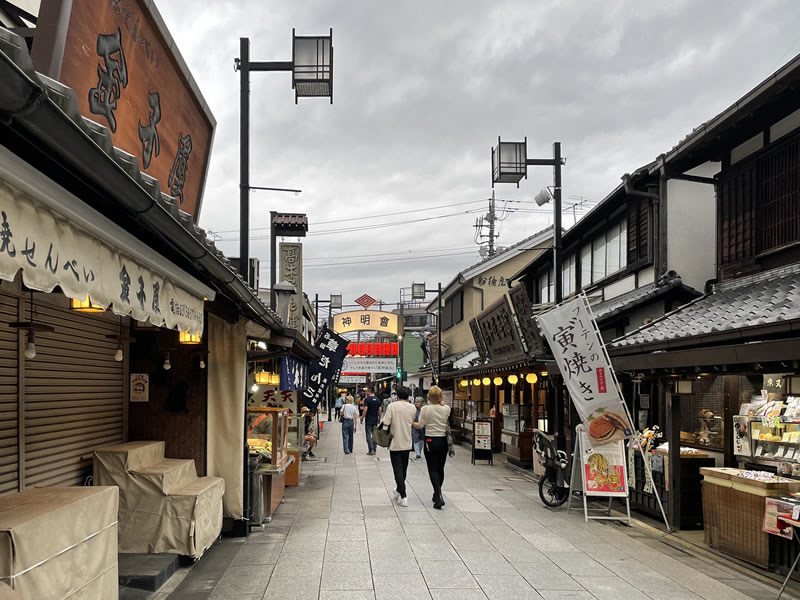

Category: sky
[158, 0, 800, 314]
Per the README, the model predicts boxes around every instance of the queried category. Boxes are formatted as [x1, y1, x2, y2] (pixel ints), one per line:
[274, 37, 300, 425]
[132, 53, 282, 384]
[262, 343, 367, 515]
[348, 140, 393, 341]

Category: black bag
[373, 422, 393, 448]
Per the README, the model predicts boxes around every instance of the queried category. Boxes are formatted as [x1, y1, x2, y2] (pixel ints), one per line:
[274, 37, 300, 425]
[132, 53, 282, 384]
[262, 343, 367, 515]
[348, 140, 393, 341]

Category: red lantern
[347, 343, 356, 356]
[357, 342, 366, 356]
[366, 343, 373, 356]
[383, 342, 391, 356]
[391, 342, 399, 356]
[374, 343, 382, 356]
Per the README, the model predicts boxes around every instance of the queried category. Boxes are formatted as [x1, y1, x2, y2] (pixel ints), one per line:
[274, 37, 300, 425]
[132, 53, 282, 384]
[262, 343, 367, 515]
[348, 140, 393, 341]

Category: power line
[261, 244, 478, 267]
[303, 250, 479, 269]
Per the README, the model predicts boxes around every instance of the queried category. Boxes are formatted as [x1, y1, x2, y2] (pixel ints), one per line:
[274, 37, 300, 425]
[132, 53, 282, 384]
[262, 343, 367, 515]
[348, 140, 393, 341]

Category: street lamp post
[491, 138, 566, 303]
[412, 282, 442, 385]
[235, 30, 333, 288]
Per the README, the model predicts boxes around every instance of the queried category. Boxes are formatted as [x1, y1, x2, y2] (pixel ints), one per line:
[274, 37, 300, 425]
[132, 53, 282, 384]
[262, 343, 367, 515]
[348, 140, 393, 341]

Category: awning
[0, 150, 212, 335]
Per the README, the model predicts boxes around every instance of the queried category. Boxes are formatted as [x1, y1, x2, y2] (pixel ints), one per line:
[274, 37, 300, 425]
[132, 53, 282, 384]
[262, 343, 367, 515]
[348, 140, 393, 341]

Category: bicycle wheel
[539, 471, 569, 507]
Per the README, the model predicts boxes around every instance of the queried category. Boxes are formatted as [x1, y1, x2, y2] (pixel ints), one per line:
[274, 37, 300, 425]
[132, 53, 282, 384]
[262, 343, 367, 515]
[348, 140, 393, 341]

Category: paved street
[163, 420, 795, 600]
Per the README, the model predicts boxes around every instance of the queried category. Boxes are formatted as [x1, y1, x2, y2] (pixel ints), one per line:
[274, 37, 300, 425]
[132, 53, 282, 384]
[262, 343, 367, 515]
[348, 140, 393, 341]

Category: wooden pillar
[667, 379, 681, 529]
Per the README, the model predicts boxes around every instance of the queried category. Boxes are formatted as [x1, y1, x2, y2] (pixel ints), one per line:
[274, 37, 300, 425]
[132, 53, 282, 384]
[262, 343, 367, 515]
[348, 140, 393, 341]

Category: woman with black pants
[413, 385, 451, 509]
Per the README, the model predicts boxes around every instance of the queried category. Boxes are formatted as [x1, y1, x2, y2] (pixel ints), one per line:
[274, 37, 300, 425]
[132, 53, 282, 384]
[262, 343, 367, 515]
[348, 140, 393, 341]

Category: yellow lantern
[540, 371, 548, 377]
[482, 377, 490, 385]
[493, 377, 502, 386]
[526, 373, 538, 384]
[507, 374, 519, 385]
[179, 331, 202, 344]
[460, 380, 468, 388]
[254, 371, 271, 385]
[270, 373, 281, 386]
[70, 296, 104, 312]
[472, 378, 481, 386]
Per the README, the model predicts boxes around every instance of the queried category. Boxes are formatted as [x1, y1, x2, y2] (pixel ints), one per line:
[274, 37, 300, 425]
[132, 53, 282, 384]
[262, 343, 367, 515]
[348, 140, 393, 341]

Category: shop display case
[734, 397, 800, 476]
[246, 407, 294, 524]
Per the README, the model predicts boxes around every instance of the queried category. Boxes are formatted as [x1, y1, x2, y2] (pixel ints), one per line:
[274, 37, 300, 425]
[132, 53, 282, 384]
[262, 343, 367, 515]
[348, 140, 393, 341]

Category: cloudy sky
[159, 0, 800, 313]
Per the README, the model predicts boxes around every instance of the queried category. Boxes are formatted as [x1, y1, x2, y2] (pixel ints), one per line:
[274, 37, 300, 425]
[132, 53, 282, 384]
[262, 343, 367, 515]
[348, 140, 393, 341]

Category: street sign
[339, 375, 366, 384]
[332, 310, 399, 335]
[341, 357, 396, 374]
[355, 294, 377, 309]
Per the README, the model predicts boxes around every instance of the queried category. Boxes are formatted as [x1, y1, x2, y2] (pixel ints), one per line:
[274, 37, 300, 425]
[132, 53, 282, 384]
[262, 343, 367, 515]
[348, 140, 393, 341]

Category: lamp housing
[292, 28, 333, 102]
[491, 137, 527, 186]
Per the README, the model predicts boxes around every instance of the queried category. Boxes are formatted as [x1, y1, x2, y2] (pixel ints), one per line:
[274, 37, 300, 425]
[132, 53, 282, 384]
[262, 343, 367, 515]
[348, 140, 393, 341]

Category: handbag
[373, 422, 393, 448]
[446, 423, 455, 457]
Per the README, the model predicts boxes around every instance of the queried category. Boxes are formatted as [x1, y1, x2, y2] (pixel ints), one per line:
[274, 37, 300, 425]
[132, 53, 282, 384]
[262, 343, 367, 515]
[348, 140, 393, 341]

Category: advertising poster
[537, 295, 634, 446]
[130, 374, 149, 403]
[580, 431, 628, 496]
[733, 415, 752, 457]
[763, 498, 793, 539]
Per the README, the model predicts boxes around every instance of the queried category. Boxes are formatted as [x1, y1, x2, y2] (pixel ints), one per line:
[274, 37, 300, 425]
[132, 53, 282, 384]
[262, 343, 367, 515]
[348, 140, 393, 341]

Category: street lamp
[235, 30, 333, 288]
[491, 137, 566, 303]
[413, 282, 443, 385]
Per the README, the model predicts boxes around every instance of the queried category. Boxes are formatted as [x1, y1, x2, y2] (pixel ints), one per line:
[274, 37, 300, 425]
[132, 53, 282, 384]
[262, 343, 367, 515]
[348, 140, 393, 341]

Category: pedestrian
[302, 406, 318, 461]
[382, 386, 417, 507]
[412, 397, 425, 460]
[341, 395, 358, 454]
[413, 385, 451, 509]
[335, 391, 345, 421]
[361, 387, 382, 456]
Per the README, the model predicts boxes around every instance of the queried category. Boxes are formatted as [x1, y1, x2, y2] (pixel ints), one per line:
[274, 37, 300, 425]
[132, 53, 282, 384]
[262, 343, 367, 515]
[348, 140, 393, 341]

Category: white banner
[341, 357, 396, 374]
[0, 179, 205, 334]
[339, 375, 366, 384]
[536, 294, 633, 446]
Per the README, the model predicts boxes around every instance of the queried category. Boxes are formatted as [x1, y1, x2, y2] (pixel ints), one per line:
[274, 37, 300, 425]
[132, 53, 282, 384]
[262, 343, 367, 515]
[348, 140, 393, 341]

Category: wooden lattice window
[718, 165, 756, 266]
[627, 197, 649, 265]
[757, 136, 800, 253]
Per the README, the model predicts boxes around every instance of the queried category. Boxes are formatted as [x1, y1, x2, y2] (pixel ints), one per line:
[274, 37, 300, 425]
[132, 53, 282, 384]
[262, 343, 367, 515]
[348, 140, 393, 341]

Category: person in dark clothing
[360, 387, 383, 455]
[413, 385, 450, 509]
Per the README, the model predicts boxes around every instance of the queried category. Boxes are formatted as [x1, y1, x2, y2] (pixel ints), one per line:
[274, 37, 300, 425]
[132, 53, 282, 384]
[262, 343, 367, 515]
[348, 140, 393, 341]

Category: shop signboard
[469, 318, 489, 363]
[280, 355, 309, 391]
[763, 498, 793, 539]
[130, 373, 148, 403]
[341, 358, 396, 374]
[339, 375, 366, 384]
[577, 431, 628, 496]
[472, 419, 493, 464]
[508, 283, 546, 356]
[476, 296, 526, 363]
[302, 326, 349, 410]
[537, 294, 633, 446]
[422, 375, 433, 390]
[442, 389, 454, 407]
[279, 243, 303, 330]
[733, 416, 752, 457]
[0, 180, 206, 335]
[32, 0, 215, 220]
[333, 310, 399, 335]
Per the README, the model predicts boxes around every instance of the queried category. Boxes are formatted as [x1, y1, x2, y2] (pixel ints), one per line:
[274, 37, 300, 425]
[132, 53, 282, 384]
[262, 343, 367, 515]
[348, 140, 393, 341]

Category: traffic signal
[396, 368, 402, 380]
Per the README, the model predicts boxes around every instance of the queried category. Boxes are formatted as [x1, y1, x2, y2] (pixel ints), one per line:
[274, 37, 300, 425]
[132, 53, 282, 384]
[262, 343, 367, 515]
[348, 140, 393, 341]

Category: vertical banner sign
[280, 243, 303, 330]
[302, 326, 349, 410]
[536, 295, 633, 446]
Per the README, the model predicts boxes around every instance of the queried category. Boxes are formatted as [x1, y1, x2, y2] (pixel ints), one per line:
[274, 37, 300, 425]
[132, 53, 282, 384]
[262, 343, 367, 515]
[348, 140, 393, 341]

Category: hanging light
[493, 377, 502, 386]
[254, 370, 271, 385]
[482, 377, 490, 385]
[179, 331, 202, 344]
[508, 374, 519, 385]
[114, 343, 124, 362]
[540, 371, 548, 377]
[472, 378, 480, 386]
[199, 359, 206, 369]
[24, 330, 36, 359]
[70, 296, 105, 312]
[270, 373, 281, 386]
[459, 380, 468, 388]
[251, 383, 259, 392]
[526, 373, 538, 384]
[163, 352, 171, 371]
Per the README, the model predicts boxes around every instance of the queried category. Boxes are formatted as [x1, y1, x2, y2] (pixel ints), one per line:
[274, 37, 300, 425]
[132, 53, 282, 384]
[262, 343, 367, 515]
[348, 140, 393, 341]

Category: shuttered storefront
[0, 291, 18, 494]
[22, 293, 124, 489]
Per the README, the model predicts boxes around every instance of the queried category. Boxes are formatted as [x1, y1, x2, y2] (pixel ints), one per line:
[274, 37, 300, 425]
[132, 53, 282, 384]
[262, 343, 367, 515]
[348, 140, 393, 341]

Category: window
[579, 243, 591, 290]
[441, 290, 463, 330]
[591, 236, 606, 283]
[587, 220, 627, 284]
[562, 253, 576, 297]
[627, 197, 649, 264]
[537, 269, 553, 303]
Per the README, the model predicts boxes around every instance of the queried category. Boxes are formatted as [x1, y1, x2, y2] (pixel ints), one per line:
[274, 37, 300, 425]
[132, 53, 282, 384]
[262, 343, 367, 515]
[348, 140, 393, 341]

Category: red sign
[596, 367, 607, 394]
[355, 294, 377, 309]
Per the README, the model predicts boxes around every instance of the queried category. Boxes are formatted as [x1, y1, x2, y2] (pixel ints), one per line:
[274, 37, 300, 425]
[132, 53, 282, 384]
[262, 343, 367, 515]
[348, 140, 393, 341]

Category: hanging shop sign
[339, 375, 366, 384]
[577, 430, 628, 496]
[279, 243, 303, 330]
[341, 357, 396, 374]
[469, 318, 489, 363]
[475, 296, 525, 362]
[508, 283, 546, 356]
[537, 294, 633, 446]
[332, 310, 399, 335]
[0, 180, 205, 334]
[32, 0, 215, 220]
[130, 373, 149, 403]
[302, 325, 349, 410]
[280, 355, 309, 391]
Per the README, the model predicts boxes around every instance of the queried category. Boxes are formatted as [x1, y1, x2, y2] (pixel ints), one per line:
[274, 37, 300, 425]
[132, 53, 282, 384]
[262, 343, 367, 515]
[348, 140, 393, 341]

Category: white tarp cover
[0, 179, 205, 335]
[0, 486, 119, 600]
[207, 314, 247, 519]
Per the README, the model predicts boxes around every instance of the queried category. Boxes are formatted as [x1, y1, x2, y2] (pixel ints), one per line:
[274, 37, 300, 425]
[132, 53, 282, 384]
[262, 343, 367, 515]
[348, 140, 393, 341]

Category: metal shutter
[24, 297, 124, 488]
[0, 291, 18, 494]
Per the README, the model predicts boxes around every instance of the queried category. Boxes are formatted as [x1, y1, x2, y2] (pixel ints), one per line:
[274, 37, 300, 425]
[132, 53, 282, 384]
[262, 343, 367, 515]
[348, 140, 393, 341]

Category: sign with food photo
[579, 431, 628, 496]
[537, 294, 634, 446]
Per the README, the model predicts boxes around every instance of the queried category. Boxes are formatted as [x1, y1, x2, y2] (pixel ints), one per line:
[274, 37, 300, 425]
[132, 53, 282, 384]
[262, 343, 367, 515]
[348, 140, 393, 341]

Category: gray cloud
[159, 0, 800, 306]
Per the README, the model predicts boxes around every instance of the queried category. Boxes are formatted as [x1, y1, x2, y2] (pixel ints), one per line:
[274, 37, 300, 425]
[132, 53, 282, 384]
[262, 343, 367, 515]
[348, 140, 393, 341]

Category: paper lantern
[508, 375, 519, 384]
[482, 377, 490, 385]
[472, 379, 481, 386]
[526, 373, 538, 384]
[460, 380, 468, 387]
[493, 377, 502, 386]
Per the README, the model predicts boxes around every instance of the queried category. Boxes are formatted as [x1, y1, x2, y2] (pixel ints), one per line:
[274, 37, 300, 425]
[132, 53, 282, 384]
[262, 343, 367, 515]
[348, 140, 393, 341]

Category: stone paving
[163, 420, 797, 600]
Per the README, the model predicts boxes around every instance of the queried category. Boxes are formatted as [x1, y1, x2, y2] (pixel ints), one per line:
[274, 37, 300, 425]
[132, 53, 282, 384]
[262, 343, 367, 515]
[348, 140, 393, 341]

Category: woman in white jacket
[413, 385, 451, 509]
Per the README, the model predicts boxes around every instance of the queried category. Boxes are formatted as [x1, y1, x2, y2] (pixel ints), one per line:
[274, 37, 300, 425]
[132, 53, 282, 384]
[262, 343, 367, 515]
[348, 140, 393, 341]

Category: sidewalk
[162, 419, 797, 600]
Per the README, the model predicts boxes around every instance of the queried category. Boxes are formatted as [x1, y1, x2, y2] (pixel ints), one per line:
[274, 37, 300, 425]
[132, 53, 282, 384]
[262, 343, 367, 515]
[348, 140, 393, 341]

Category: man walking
[382, 386, 416, 507]
[361, 387, 382, 455]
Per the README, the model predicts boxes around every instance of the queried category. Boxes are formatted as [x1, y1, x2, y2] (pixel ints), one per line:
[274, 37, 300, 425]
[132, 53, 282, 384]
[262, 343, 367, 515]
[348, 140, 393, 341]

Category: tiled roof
[592, 275, 698, 323]
[611, 265, 800, 350]
[273, 213, 309, 229]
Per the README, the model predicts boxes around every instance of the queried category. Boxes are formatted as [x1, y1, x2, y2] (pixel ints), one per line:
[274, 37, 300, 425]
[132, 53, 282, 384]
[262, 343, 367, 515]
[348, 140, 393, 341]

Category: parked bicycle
[533, 429, 570, 507]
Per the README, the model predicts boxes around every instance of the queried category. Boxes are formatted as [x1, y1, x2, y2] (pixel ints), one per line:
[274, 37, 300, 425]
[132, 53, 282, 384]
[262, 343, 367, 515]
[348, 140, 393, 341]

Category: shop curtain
[207, 314, 247, 519]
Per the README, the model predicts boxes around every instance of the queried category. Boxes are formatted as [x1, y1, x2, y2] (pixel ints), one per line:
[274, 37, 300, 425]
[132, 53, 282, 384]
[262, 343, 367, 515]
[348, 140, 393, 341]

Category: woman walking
[340, 395, 359, 454]
[413, 386, 451, 509]
[382, 386, 417, 507]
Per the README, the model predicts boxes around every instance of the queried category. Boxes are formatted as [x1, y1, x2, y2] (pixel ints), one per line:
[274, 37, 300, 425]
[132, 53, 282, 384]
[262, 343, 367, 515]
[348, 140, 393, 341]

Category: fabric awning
[0, 166, 211, 335]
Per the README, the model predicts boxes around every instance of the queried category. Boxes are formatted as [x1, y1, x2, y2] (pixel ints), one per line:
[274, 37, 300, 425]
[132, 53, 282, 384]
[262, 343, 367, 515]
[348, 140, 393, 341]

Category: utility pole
[487, 192, 496, 257]
[474, 191, 499, 257]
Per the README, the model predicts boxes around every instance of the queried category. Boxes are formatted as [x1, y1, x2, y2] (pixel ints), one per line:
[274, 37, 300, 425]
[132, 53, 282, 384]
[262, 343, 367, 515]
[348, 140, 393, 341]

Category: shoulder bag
[373, 421, 393, 448]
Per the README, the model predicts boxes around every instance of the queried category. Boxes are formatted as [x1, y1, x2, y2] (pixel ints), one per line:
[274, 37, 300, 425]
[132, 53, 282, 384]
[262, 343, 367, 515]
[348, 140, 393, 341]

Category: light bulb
[163, 352, 171, 371]
[251, 383, 259, 392]
[199, 359, 206, 369]
[24, 330, 36, 360]
[114, 344, 123, 362]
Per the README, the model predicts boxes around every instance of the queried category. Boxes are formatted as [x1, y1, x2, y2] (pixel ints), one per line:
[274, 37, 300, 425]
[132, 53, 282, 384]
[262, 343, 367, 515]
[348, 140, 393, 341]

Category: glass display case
[502, 403, 532, 433]
[247, 407, 290, 468]
[735, 396, 800, 476]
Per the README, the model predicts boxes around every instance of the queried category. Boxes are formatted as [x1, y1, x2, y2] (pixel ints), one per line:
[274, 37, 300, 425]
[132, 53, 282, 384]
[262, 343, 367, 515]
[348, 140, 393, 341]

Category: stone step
[119, 585, 152, 600]
[118, 553, 179, 592]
